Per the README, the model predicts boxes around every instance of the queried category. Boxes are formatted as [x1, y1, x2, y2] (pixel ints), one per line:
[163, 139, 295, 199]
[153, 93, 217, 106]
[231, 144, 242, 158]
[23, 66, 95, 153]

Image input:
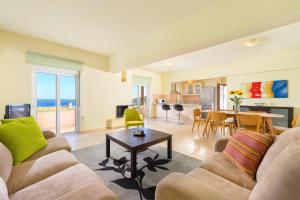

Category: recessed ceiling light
[242, 38, 261, 47]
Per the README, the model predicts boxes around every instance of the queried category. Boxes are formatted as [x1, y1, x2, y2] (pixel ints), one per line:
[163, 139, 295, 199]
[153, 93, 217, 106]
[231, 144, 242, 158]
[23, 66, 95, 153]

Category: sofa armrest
[214, 136, 230, 152]
[156, 172, 229, 200]
[42, 130, 56, 139]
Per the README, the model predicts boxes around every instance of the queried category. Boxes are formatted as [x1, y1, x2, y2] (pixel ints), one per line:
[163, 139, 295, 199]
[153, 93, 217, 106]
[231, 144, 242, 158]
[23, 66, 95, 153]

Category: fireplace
[116, 105, 129, 118]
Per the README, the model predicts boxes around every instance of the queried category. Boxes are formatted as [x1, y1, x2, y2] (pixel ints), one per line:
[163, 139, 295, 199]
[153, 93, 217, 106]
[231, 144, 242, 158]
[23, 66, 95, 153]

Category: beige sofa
[156, 128, 300, 200]
[0, 131, 117, 200]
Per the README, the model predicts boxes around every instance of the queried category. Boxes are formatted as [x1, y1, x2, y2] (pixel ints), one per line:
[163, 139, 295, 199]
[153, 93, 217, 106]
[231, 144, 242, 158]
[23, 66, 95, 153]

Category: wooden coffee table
[106, 128, 172, 179]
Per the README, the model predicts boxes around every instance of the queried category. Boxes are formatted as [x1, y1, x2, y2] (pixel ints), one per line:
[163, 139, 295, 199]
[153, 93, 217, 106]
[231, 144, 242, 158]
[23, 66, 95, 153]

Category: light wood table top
[201, 110, 285, 118]
[201, 110, 285, 135]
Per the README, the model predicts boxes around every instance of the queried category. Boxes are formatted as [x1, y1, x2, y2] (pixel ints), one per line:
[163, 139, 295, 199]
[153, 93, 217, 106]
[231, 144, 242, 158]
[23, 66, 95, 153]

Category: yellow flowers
[229, 90, 243, 96]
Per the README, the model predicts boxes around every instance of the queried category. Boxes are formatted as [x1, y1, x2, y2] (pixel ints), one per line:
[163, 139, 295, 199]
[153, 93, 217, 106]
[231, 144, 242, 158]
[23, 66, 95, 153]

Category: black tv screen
[4, 104, 31, 119]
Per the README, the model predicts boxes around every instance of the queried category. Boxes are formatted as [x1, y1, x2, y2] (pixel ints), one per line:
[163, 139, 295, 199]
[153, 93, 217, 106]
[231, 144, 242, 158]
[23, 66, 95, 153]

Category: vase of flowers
[229, 90, 243, 113]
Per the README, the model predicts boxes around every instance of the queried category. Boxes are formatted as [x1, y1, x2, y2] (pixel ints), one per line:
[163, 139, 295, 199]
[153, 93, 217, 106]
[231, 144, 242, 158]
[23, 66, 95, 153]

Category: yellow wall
[0, 30, 161, 131]
[0, 29, 110, 70]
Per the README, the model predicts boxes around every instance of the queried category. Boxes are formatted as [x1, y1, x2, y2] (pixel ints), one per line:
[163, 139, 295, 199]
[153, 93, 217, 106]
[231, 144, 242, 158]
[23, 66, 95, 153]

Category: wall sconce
[121, 71, 127, 82]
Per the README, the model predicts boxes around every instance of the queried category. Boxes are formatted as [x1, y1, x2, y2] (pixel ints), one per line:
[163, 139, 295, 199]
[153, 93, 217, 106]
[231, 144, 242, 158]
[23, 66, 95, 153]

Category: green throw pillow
[0, 117, 47, 165]
[1, 116, 36, 124]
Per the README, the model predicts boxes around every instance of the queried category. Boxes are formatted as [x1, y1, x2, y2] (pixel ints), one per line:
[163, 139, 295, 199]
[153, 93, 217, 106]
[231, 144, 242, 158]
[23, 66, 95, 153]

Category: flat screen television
[4, 104, 31, 119]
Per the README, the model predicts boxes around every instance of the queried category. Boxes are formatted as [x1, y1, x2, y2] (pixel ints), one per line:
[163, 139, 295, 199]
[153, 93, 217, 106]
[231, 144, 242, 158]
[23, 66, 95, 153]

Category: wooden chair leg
[207, 124, 212, 137]
[197, 121, 201, 130]
[203, 119, 209, 137]
[192, 122, 195, 132]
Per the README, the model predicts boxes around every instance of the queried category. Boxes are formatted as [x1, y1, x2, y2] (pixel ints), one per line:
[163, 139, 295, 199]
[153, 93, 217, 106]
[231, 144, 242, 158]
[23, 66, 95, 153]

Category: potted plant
[229, 90, 243, 113]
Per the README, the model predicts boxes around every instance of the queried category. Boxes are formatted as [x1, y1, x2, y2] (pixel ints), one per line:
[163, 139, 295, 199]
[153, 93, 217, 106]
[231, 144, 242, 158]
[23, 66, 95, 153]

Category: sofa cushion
[156, 172, 230, 200]
[249, 140, 300, 200]
[55, 182, 117, 200]
[188, 168, 251, 200]
[7, 150, 79, 194]
[200, 152, 256, 190]
[24, 136, 71, 161]
[9, 164, 116, 200]
[256, 127, 300, 181]
[0, 178, 9, 200]
[223, 129, 274, 177]
[0, 118, 48, 165]
[0, 143, 12, 182]
[42, 130, 56, 139]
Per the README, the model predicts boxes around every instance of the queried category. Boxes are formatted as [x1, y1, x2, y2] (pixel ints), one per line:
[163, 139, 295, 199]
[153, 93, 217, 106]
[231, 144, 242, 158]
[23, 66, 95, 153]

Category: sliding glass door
[33, 67, 79, 134]
[36, 73, 57, 133]
[132, 84, 150, 117]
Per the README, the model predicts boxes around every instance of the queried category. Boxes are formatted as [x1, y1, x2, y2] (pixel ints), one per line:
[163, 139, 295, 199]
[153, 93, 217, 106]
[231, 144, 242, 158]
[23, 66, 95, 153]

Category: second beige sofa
[0, 131, 117, 200]
[156, 128, 300, 200]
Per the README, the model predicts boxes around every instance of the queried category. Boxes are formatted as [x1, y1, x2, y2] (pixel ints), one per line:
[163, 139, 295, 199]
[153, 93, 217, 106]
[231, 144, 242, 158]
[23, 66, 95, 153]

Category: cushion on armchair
[223, 130, 274, 178]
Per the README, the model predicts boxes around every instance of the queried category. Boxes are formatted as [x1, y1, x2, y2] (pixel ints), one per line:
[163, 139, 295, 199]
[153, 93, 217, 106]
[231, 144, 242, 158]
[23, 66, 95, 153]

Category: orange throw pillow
[223, 129, 274, 178]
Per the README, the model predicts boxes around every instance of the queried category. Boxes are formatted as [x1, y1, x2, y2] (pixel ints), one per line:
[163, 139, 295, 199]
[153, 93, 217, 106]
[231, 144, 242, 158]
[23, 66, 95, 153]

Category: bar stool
[162, 104, 171, 121]
[173, 104, 184, 125]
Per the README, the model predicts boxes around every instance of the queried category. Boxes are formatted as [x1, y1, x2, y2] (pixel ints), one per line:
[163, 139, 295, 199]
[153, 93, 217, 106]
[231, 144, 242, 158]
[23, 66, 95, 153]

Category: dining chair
[273, 115, 299, 135]
[192, 108, 206, 132]
[206, 111, 234, 136]
[236, 114, 265, 133]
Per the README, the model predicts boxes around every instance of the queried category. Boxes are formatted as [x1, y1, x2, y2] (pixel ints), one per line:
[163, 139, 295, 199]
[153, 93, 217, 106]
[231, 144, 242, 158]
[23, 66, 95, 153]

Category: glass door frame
[32, 65, 80, 134]
[132, 83, 150, 118]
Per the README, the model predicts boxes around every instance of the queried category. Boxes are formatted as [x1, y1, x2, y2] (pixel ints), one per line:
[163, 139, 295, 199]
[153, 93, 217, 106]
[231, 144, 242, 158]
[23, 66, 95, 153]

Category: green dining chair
[124, 108, 144, 130]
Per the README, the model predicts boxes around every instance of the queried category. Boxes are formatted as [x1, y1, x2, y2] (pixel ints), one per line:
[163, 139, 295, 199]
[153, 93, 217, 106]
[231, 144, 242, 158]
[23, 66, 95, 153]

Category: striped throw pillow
[223, 129, 274, 178]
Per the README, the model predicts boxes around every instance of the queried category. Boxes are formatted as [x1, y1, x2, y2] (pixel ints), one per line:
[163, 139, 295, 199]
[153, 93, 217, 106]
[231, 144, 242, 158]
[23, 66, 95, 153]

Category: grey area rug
[73, 143, 201, 200]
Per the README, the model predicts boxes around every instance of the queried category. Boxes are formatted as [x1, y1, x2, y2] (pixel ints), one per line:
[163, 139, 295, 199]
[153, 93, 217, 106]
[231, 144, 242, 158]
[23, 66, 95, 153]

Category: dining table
[202, 110, 285, 136]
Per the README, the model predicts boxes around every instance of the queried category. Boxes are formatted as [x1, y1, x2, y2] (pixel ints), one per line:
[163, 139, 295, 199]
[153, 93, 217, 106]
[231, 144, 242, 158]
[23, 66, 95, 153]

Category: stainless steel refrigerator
[200, 86, 216, 118]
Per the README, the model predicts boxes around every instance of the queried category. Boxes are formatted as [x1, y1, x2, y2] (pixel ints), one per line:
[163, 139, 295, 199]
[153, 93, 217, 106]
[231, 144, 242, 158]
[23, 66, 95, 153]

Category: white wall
[80, 67, 161, 131]
[161, 49, 300, 121]
[227, 68, 300, 108]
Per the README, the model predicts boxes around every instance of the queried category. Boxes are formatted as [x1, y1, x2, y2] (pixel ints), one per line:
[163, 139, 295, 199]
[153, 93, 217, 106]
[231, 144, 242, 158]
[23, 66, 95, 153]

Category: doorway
[217, 84, 228, 110]
[32, 66, 80, 134]
[132, 84, 150, 117]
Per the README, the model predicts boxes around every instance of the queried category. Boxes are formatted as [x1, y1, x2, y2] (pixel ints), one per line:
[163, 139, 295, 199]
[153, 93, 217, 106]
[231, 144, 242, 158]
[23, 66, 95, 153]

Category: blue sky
[37, 73, 75, 99]
[132, 85, 139, 98]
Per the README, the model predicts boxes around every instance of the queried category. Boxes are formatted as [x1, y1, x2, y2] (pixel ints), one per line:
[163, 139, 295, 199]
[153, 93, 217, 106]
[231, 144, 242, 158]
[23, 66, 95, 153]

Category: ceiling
[0, 0, 204, 55]
[141, 22, 300, 73]
[0, 0, 300, 71]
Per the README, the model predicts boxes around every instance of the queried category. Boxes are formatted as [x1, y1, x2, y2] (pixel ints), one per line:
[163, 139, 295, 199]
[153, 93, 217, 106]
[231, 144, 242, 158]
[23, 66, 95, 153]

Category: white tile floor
[64, 118, 232, 160]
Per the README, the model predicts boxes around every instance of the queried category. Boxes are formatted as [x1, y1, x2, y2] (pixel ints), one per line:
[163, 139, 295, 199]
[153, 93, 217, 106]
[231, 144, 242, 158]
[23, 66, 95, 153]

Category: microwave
[158, 99, 167, 104]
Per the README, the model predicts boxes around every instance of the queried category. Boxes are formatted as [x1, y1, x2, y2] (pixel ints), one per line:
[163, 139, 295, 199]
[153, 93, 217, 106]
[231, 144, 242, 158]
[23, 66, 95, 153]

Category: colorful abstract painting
[241, 80, 288, 99]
